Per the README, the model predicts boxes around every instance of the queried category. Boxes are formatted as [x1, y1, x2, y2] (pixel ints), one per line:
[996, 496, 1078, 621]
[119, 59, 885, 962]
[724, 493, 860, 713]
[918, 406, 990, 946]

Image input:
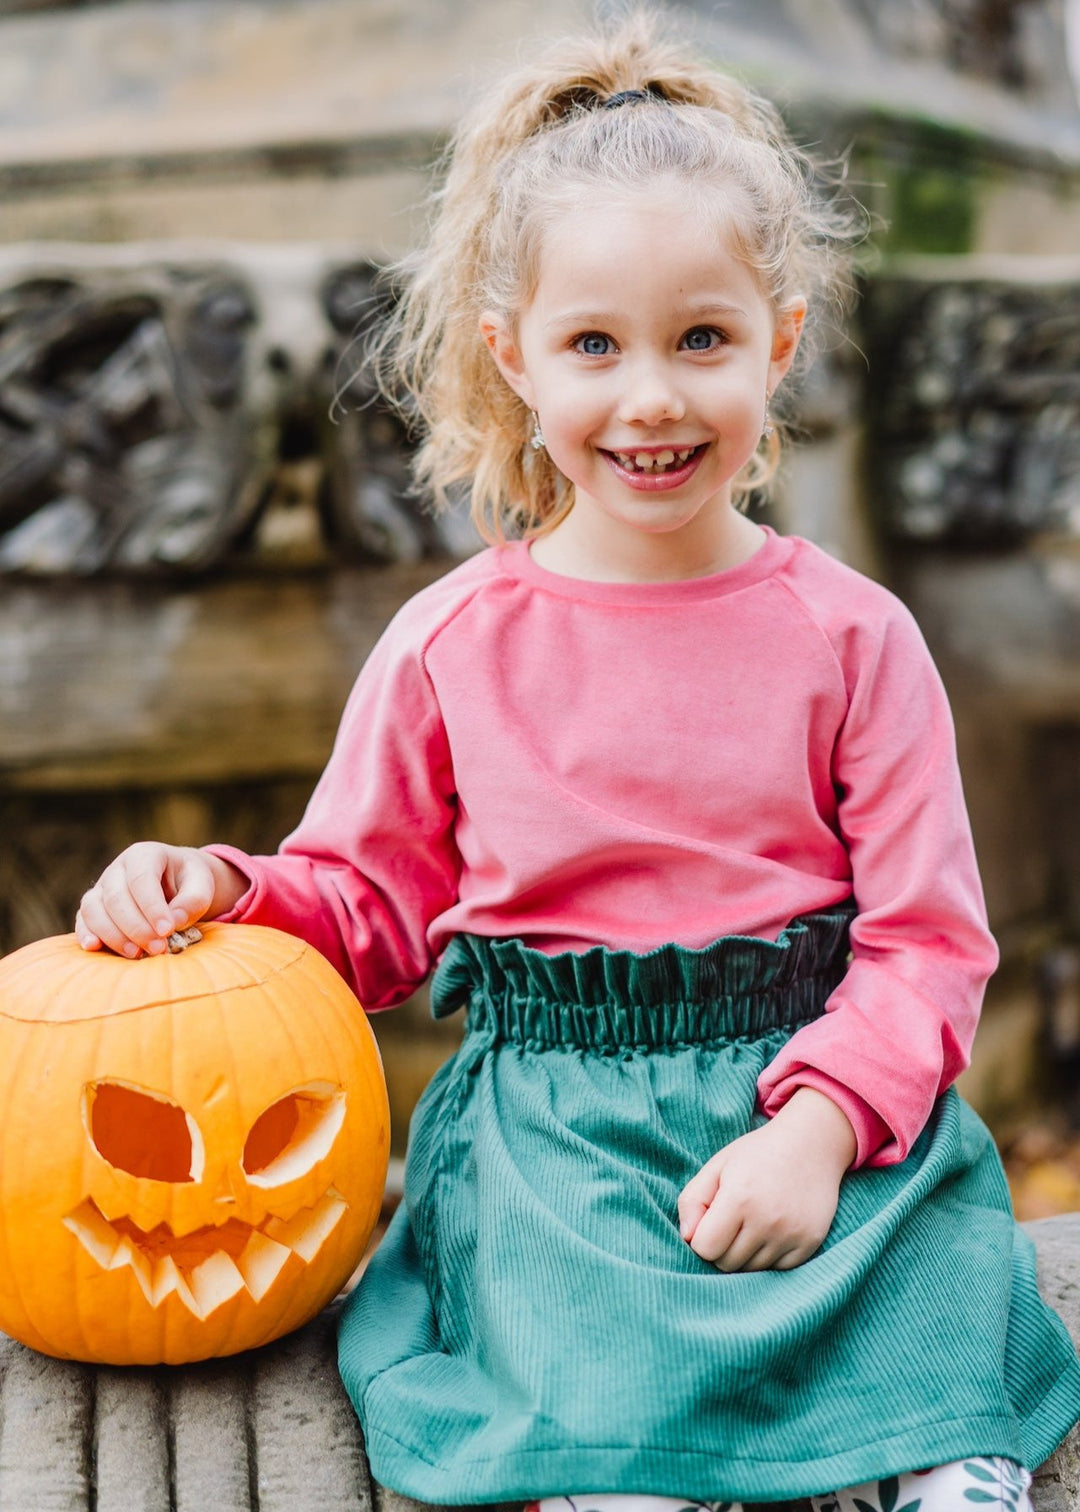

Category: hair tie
[602, 88, 663, 110]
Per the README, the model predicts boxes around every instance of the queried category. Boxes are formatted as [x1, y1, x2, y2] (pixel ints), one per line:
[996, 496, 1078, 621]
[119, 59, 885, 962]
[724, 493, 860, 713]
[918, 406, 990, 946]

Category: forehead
[526, 181, 766, 320]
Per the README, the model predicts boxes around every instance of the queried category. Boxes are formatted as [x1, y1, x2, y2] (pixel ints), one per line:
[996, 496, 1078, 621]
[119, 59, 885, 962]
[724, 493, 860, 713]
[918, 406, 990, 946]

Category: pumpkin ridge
[0, 949, 334, 1024]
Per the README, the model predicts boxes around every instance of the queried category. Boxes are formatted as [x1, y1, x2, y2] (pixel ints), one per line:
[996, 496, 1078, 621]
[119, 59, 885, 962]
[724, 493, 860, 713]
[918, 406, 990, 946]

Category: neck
[529, 501, 766, 584]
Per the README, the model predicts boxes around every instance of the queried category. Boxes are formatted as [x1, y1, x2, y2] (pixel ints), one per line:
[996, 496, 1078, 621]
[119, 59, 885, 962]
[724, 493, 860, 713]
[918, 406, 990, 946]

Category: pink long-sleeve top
[210, 527, 998, 1168]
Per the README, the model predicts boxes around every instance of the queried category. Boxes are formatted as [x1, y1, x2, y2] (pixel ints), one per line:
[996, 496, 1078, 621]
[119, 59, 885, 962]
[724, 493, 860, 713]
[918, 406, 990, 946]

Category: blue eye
[574, 333, 614, 356]
[682, 327, 722, 351]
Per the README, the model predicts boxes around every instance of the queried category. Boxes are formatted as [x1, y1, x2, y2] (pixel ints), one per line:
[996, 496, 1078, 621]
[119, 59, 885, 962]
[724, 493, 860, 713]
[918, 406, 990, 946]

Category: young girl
[76, 13, 1080, 1512]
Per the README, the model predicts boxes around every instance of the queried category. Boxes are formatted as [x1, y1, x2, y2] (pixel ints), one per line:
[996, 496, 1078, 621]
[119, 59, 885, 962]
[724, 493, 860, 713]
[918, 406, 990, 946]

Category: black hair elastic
[602, 88, 664, 109]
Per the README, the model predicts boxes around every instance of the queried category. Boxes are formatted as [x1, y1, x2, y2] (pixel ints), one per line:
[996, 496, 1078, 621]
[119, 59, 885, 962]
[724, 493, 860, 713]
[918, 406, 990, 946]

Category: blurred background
[1, 0, 1079, 1215]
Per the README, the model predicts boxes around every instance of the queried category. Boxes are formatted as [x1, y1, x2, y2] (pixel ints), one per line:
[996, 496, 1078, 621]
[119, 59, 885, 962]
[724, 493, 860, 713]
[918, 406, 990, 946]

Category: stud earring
[530, 412, 546, 452]
[761, 397, 775, 441]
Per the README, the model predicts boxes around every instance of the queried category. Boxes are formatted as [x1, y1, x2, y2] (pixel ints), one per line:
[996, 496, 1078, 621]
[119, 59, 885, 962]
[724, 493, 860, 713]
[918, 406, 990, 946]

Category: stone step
[0, 0, 588, 251]
[0, 1217, 1077, 1512]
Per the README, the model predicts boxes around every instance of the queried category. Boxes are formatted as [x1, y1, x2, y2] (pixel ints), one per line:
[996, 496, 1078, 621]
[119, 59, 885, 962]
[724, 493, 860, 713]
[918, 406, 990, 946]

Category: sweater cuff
[201, 843, 260, 922]
[758, 1068, 896, 1168]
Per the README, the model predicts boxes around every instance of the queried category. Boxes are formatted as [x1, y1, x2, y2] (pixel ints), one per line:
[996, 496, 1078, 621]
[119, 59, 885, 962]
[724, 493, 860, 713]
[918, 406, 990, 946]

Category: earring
[530, 412, 546, 452]
[761, 397, 775, 441]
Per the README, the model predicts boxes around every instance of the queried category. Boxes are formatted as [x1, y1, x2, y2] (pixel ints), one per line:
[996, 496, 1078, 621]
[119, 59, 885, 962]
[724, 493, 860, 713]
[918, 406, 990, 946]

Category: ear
[479, 312, 537, 410]
[767, 296, 807, 392]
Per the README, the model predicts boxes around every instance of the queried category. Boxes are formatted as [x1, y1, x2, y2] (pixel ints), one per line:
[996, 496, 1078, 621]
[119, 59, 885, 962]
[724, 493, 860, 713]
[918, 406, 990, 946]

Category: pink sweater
[211, 529, 998, 1167]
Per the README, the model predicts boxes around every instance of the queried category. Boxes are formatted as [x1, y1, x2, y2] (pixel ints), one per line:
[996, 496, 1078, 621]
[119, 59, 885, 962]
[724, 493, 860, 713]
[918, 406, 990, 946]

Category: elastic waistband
[429, 906, 855, 1052]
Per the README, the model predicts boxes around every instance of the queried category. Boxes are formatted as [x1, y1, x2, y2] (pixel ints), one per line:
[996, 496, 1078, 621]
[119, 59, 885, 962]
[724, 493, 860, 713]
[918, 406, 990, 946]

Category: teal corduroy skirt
[337, 910, 1080, 1505]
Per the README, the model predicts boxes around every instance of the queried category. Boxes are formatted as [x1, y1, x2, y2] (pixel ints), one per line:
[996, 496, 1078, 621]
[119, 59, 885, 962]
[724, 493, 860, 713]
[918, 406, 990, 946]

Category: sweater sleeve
[206, 615, 460, 1011]
[756, 598, 999, 1167]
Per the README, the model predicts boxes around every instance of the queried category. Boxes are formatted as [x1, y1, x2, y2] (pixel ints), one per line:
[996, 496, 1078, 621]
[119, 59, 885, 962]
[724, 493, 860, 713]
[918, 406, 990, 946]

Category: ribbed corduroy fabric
[337, 912, 1080, 1506]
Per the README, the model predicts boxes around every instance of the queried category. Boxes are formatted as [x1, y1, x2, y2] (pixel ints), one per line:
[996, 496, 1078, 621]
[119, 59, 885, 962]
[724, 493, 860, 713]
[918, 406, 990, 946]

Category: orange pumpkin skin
[0, 923, 389, 1365]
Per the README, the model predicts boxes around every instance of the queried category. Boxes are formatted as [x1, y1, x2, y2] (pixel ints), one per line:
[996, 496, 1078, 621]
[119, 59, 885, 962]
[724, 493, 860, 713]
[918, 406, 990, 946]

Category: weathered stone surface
[0, 1218, 1076, 1510]
[0, 1303, 374, 1511]
[0, 561, 451, 791]
[0, 0, 588, 249]
[0, 243, 477, 576]
[1029, 1215, 1080, 1512]
[861, 261, 1080, 545]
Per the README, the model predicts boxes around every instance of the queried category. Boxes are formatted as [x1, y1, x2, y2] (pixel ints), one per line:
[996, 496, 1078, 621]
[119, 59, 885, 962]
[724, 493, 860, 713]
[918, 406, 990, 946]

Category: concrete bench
[0, 1216, 1076, 1512]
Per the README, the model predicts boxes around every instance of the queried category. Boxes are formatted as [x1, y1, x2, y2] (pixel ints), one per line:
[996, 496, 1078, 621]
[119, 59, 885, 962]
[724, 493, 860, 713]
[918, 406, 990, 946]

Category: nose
[616, 356, 686, 428]
[212, 1168, 238, 1206]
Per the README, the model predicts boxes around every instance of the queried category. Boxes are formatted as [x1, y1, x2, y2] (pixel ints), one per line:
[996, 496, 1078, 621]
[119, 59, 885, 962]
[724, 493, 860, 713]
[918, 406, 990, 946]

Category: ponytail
[364, 9, 863, 542]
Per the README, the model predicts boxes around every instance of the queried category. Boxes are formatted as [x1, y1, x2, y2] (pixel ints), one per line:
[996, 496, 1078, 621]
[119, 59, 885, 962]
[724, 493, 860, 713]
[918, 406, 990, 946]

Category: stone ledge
[0, 1216, 1076, 1511]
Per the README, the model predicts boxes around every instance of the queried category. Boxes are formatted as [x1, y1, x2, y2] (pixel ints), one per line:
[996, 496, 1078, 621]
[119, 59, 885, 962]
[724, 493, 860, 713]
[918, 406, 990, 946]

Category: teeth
[148, 1254, 198, 1313]
[109, 1234, 153, 1295]
[65, 1190, 350, 1318]
[264, 1189, 347, 1262]
[237, 1232, 294, 1301]
[613, 447, 697, 472]
[63, 1201, 119, 1267]
[188, 1251, 248, 1315]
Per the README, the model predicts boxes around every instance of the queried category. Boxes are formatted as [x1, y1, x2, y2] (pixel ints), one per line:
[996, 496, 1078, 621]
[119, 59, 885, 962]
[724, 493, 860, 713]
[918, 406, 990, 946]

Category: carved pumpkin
[0, 922, 389, 1365]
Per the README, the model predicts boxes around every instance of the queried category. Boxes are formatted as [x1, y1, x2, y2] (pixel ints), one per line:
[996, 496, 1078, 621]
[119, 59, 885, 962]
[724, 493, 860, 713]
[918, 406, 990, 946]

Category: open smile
[601, 444, 707, 490]
[64, 1190, 347, 1318]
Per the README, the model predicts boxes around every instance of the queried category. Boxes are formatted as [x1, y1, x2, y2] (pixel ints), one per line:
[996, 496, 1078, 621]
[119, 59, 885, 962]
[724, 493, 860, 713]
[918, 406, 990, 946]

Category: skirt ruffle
[338, 912, 1080, 1505]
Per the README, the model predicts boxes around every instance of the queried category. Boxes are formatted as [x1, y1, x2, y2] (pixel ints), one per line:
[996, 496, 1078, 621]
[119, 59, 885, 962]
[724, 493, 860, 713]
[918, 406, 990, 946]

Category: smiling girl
[76, 12, 1080, 1511]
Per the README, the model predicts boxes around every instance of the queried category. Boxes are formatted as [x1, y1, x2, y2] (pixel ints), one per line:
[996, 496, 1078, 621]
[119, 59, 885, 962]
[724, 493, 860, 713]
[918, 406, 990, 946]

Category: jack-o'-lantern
[0, 922, 389, 1365]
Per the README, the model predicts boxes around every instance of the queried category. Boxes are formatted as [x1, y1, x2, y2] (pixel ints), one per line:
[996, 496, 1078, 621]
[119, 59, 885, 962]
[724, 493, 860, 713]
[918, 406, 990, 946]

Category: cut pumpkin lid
[0, 923, 312, 1023]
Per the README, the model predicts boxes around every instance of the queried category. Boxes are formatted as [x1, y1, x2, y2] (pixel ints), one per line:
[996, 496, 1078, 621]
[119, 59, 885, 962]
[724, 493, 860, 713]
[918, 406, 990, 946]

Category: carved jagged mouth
[63, 1189, 348, 1319]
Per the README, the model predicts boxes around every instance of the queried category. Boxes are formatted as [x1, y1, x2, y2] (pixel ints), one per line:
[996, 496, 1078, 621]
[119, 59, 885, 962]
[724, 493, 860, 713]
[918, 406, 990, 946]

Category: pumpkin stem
[166, 927, 204, 953]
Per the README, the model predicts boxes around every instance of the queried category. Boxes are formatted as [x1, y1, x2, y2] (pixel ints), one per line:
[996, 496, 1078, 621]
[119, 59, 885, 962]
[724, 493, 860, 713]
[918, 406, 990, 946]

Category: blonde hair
[366, 10, 863, 543]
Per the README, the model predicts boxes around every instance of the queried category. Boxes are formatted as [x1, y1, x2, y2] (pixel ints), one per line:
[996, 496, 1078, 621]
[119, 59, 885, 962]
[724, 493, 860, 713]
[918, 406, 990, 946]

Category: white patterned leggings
[528, 1456, 1034, 1512]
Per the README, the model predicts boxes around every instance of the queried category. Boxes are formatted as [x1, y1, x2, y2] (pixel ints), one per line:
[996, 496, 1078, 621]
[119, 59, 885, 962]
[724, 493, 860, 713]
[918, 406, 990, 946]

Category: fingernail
[155, 918, 173, 935]
[122, 943, 139, 959]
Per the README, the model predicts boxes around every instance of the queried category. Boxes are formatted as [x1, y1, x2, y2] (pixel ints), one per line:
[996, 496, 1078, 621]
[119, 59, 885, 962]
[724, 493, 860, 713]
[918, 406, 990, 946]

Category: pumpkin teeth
[188, 1250, 248, 1315]
[62, 1199, 120, 1267]
[148, 1254, 198, 1313]
[109, 1234, 153, 1294]
[236, 1231, 294, 1301]
[63, 1190, 349, 1319]
[263, 1190, 348, 1262]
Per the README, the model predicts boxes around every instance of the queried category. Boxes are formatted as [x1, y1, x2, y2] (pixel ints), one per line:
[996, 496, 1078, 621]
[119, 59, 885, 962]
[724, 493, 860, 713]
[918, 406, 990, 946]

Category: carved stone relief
[849, 0, 1059, 88]
[860, 272, 1080, 544]
[0, 247, 472, 576]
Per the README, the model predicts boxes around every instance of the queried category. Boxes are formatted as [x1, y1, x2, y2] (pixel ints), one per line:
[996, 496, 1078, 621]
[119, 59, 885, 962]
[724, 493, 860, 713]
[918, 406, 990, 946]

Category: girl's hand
[677, 1087, 857, 1273]
[75, 843, 248, 959]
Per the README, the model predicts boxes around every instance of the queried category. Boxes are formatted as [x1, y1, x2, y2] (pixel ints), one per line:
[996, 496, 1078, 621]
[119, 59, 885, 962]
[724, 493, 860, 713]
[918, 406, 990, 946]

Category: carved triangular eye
[84, 1081, 204, 1183]
[242, 1082, 345, 1186]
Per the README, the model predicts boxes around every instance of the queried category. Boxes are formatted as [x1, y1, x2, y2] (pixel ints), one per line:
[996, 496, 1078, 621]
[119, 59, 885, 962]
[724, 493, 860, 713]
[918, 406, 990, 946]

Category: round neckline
[497, 526, 793, 605]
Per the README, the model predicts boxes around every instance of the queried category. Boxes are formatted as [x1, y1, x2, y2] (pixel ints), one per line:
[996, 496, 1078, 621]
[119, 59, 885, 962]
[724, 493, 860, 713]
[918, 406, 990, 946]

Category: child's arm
[75, 589, 461, 1010]
[678, 1087, 856, 1271]
[756, 587, 998, 1172]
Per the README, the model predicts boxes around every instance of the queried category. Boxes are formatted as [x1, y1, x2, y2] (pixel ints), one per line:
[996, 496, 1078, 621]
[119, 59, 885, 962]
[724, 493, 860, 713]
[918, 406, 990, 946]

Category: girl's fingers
[710, 1224, 774, 1274]
[162, 862, 217, 933]
[76, 888, 146, 957]
[685, 1196, 743, 1265]
[73, 908, 104, 951]
[771, 1245, 810, 1271]
[76, 844, 172, 956]
[677, 1152, 725, 1239]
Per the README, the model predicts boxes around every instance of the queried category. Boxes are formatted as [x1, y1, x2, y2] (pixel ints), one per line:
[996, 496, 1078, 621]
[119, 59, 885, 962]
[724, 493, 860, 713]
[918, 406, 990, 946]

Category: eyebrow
[544, 301, 747, 330]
